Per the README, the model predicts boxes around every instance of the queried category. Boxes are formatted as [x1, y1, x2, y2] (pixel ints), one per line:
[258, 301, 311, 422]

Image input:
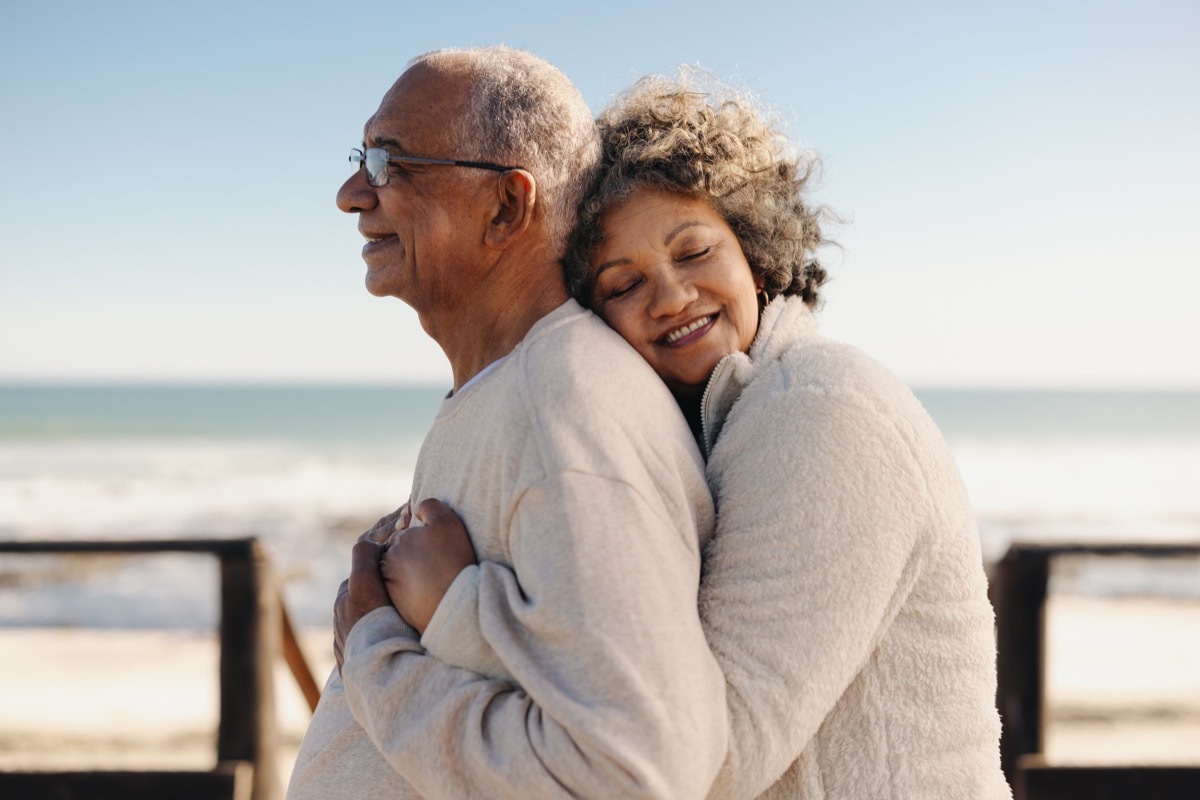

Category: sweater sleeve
[702, 381, 933, 798]
[421, 564, 513, 681]
[341, 470, 727, 800]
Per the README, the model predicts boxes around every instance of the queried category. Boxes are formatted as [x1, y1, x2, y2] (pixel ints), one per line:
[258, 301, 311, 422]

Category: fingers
[348, 539, 391, 612]
[358, 522, 391, 545]
[333, 578, 350, 674]
[358, 502, 411, 544]
[412, 497, 454, 526]
[333, 543, 391, 665]
[351, 538, 381, 570]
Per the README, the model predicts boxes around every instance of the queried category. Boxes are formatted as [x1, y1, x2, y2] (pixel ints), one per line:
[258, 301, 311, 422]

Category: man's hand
[333, 538, 392, 674]
[381, 498, 477, 635]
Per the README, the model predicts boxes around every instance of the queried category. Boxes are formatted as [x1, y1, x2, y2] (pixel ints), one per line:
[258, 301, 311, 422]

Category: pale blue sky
[2, 0, 1197, 387]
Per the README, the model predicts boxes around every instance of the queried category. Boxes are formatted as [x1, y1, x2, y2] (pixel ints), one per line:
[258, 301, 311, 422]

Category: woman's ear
[485, 169, 536, 249]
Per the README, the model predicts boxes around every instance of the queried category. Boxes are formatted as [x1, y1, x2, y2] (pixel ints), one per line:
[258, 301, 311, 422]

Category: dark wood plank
[1017, 759, 1200, 800]
[0, 539, 257, 556]
[0, 762, 252, 800]
[994, 545, 1050, 783]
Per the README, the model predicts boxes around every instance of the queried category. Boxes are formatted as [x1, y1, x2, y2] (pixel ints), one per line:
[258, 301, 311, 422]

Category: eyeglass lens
[364, 149, 387, 186]
[349, 148, 388, 187]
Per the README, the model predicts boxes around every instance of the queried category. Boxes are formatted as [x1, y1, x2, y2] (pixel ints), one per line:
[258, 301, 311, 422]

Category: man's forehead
[361, 115, 405, 149]
[360, 107, 429, 152]
[361, 65, 466, 150]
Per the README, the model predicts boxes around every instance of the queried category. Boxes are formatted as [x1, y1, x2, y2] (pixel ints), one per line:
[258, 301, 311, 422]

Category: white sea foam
[0, 438, 416, 540]
[951, 437, 1200, 562]
[0, 437, 420, 627]
[955, 438, 1200, 521]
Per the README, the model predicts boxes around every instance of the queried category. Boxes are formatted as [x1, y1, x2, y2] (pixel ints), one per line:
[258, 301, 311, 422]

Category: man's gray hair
[412, 46, 600, 253]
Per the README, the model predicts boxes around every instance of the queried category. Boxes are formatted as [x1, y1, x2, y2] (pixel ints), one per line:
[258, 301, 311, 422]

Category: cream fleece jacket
[424, 296, 1011, 799]
[698, 295, 1010, 799]
[287, 300, 726, 800]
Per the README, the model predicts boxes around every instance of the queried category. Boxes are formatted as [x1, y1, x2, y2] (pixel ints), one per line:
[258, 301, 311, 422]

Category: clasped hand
[333, 499, 476, 673]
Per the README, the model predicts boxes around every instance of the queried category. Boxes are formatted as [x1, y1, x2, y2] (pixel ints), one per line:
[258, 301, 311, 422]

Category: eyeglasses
[349, 147, 520, 187]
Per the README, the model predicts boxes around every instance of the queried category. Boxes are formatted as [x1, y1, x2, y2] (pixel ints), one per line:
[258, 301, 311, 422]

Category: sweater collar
[699, 295, 818, 458]
[438, 298, 586, 417]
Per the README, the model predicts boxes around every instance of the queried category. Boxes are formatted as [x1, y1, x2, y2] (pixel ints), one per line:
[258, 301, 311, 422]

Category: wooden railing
[10, 537, 1197, 798]
[0, 538, 322, 800]
[991, 541, 1200, 800]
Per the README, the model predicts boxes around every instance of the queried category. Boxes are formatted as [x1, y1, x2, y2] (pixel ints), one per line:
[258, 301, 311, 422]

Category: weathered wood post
[218, 539, 282, 800]
[994, 544, 1050, 786]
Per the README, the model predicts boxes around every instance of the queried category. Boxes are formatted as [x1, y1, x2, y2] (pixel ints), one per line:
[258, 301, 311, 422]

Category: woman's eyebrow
[593, 257, 629, 277]
[663, 220, 704, 246]
[595, 220, 708, 276]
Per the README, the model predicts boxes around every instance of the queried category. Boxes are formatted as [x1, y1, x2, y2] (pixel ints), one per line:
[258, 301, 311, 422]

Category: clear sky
[2, 0, 1197, 388]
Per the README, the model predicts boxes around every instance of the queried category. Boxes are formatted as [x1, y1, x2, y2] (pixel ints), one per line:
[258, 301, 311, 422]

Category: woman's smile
[660, 313, 718, 346]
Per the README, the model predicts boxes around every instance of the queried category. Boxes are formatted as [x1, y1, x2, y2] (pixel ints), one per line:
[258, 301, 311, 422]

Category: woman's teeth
[664, 315, 715, 344]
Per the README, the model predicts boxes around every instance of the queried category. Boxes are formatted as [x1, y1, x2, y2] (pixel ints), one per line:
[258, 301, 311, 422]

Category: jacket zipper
[699, 356, 733, 460]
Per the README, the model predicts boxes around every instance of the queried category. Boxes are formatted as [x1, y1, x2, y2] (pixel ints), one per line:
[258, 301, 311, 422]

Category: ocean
[1, 384, 1198, 629]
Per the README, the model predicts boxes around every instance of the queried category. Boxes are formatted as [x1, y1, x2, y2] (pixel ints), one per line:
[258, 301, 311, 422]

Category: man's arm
[340, 471, 727, 800]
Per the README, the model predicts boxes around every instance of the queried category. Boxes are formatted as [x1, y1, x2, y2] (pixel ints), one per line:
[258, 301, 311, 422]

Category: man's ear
[485, 169, 536, 249]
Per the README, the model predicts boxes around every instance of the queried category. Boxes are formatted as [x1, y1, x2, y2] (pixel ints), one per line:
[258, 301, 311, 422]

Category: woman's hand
[381, 498, 477, 635]
[333, 503, 412, 673]
[359, 502, 413, 545]
[333, 538, 391, 674]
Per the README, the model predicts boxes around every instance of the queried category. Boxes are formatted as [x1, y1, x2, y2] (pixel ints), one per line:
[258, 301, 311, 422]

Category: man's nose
[336, 168, 378, 214]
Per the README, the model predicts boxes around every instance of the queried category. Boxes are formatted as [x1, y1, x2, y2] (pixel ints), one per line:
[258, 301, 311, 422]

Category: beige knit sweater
[287, 300, 726, 800]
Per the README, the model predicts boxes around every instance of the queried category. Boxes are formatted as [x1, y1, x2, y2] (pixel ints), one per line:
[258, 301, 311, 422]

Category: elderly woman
[383, 75, 1011, 798]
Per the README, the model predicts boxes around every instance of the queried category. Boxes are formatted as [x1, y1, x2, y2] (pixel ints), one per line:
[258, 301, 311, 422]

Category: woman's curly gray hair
[566, 73, 829, 307]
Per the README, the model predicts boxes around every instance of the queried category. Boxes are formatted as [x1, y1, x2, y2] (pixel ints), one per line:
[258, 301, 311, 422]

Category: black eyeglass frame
[349, 147, 522, 187]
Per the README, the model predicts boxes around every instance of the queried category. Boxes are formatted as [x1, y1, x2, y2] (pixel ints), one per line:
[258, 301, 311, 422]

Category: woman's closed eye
[603, 276, 643, 301]
[677, 245, 713, 262]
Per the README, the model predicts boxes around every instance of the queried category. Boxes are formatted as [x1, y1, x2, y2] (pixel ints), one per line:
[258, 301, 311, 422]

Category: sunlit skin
[590, 188, 762, 405]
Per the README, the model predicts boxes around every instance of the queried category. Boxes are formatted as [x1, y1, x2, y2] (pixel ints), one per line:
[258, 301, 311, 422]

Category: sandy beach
[1042, 595, 1200, 764]
[1, 596, 1198, 791]
[0, 627, 334, 789]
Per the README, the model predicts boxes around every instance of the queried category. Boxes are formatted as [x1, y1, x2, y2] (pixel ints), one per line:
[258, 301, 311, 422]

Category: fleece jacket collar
[699, 295, 820, 458]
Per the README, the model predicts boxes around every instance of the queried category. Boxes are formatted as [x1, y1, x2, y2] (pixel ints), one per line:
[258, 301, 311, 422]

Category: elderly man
[287, 47, 726, 799]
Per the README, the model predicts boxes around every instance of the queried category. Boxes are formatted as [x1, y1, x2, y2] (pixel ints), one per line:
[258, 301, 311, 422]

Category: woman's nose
[336, 169, 378, 214]
[648, 270, 697, 318]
